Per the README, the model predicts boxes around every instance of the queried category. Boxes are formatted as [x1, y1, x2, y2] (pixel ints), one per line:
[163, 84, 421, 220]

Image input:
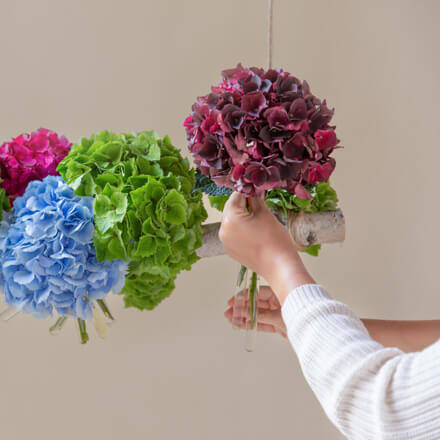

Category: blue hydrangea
[0, 176, 127, 320]
[0, 211, 14, 290]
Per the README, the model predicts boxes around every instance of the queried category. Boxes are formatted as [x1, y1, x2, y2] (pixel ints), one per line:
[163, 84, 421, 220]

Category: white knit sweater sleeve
[281, 284, 440, 440]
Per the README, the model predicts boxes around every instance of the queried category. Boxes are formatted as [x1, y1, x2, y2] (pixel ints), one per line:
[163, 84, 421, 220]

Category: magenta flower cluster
[0, 128, 71, 202]
[184, 64, 340, 198]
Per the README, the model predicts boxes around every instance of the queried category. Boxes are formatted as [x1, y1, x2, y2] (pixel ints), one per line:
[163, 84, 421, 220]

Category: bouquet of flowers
[184, 63, 340, 198]
[0, 67, 343, 346]
[184, 64, 342, 348]
[0, 129, 207, 343]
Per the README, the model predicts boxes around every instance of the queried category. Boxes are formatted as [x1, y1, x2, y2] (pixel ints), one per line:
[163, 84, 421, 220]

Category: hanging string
[267, 0, 274, 69]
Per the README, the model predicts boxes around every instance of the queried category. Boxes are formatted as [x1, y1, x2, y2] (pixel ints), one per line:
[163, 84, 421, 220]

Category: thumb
[247, 195, 269, 215]
[223, 191, 247, 214]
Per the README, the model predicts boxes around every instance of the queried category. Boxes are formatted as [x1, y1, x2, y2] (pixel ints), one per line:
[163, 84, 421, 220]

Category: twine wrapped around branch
[197, 209, 345, 258]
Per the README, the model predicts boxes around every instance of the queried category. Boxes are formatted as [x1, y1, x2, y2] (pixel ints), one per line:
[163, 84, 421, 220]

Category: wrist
[263, 249, 315, 305]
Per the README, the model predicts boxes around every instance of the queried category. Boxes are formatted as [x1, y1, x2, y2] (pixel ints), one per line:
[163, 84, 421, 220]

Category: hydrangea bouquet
[0, 129, 207, 343]
[185, 64, 342, 348]
[185, 63, 340, 198]
[0, 68, 343, 347]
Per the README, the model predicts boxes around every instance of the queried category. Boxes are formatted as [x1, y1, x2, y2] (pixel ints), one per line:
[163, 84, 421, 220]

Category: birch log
[197, 209, 345, 258]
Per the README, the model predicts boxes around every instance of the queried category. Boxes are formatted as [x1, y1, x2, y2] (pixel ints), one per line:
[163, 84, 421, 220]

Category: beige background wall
[0, 0, 439, 438]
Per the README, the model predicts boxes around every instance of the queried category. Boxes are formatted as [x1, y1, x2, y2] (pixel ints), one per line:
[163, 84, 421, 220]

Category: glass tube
[245, 272, 259, 352]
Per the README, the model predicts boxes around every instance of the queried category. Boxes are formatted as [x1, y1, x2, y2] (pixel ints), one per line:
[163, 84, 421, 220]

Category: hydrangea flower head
[0, 176, 127, 319]
[57, 130, 208, 311]
[0, 128, 71, 202]
[184, 64, 341, 198]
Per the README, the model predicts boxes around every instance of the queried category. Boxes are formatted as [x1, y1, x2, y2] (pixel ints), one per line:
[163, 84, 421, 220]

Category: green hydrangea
[57, 130, 207, 310]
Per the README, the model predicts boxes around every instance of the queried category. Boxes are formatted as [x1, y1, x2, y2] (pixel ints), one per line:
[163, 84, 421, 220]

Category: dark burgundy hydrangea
[184, 64, 341, 198]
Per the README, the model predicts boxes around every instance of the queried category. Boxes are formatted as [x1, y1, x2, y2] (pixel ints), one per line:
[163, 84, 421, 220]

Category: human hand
[219, 192, 315, 304]
[224, 286, 286, 338]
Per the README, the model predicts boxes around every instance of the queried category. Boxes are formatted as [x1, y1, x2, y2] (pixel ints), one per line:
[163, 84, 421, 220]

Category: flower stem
[96, 299, 115, 322]
[92, 306, 108, 339]
[77, 319, 89, 344]
[232, 265, 249, 329]
[0, 307, 20, 321]
[248, 272, 258, 329]
[49, 316, 67, 335]
[236, 265, 248, 288]
[245, 271, 259, 352]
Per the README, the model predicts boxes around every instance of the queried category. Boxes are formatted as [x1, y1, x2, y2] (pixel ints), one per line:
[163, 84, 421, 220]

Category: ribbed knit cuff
[281, 284, 331, 323]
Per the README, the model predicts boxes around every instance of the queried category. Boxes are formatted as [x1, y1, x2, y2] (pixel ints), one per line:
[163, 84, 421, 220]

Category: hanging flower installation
[184, 63, 340, 199]
[0, 129, 208, 342]
[0, 117, 343, 346]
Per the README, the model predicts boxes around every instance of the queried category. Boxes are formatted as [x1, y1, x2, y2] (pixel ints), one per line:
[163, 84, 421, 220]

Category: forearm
[265, 251, 440, 353]
[362, 318, 440, 352]
[282, 284, 440, 439]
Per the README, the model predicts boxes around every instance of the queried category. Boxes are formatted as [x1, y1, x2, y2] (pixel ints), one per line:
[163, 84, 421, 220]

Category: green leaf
[293, 196, 313, 211]
[303, 244, 321, 257]
[208, 195, 229, 211]
[0, 186, 11, 219]
[314, 182, 338, 211]
[264, 182, 338, 216]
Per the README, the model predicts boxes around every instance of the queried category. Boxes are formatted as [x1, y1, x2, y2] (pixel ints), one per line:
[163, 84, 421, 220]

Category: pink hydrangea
[0, 128, 71, 201]
[185, 64, 341, 198]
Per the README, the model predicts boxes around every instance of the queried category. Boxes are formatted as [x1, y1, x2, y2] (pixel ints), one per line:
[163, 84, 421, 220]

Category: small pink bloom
[0, 128, 72, 202]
